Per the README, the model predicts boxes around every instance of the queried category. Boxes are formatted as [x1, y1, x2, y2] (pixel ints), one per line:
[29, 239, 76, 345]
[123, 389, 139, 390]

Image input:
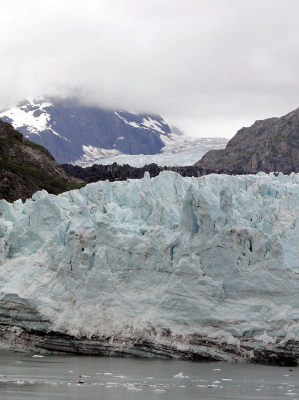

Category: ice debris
[174, 372, 190, 378]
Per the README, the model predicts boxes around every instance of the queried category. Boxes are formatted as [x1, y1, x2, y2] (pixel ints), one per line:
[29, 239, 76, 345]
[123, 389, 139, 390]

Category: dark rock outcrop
[0, 317, 297, 365]
[0, 120, 85, 202]
[62, 162, 247, 183]
[195, 107, 299, 174]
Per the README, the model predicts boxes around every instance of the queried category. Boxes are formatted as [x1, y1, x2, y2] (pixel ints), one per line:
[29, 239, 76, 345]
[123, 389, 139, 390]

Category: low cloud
[1, 0, 299, 137]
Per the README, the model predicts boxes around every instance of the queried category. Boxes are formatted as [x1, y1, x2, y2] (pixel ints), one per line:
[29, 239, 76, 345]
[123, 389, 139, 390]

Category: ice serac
[1, 171, 299, 364]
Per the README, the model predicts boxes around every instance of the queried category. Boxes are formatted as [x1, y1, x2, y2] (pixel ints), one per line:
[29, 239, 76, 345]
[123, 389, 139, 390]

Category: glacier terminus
[0, 171, 299, 365]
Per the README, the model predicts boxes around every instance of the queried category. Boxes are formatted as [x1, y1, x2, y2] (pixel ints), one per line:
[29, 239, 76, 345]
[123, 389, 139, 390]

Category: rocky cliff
[195, 107, 299, 174]
[0, 120, 84, 202]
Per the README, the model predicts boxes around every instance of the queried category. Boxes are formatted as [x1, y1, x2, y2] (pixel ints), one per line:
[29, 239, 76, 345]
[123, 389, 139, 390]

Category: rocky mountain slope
[0, 97, 228, 166]
[0, 171, 299, 365]
[195, 107, 299, 173]
[0, 120, 84, 202]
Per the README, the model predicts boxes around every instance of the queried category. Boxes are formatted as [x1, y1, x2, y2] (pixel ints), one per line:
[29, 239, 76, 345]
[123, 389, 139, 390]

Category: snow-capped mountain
[0, 97, 228, 166]
[0, 97, 171, 164]
[0, 171, 299, 364]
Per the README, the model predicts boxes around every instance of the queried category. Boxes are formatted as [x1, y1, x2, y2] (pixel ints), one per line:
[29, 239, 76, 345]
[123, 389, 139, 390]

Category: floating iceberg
[1, 171, 299, 364]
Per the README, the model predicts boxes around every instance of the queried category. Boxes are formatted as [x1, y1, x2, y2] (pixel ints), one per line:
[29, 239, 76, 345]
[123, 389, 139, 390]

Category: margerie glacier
[1, 171, 299, 365]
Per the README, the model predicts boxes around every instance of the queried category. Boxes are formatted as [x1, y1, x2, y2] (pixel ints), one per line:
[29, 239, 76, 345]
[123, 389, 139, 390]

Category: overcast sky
[1, 0, 299, 138]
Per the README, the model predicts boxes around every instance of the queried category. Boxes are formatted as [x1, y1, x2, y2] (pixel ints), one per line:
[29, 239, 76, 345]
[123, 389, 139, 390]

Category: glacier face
[1, 171, 299, 363]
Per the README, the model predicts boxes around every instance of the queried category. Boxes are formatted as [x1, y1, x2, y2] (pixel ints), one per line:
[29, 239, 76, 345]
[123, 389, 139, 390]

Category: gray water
[0, 351, 298, 399]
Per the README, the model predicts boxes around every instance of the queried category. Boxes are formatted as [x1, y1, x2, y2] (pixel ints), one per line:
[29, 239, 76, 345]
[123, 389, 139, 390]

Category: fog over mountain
[2, 1, 299, 138]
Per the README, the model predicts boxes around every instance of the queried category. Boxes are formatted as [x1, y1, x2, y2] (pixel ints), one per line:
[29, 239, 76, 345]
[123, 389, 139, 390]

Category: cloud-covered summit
[1, 0, 299, 137]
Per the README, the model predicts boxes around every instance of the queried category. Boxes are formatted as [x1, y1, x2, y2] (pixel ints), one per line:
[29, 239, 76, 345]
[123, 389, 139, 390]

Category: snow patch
[141, 117, 165, 134]
[114, 112, 169, 134]
[0, 98, 68, 141]
[114, 112, 141, 129]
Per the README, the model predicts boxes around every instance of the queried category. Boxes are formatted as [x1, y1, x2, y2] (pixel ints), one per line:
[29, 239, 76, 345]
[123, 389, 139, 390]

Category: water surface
[0, 351, 298, 399]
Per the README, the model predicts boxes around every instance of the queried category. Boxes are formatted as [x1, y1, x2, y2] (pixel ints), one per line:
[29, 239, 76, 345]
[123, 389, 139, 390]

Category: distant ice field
[73, 151, 206, 167]
[72, 135, 228, 167]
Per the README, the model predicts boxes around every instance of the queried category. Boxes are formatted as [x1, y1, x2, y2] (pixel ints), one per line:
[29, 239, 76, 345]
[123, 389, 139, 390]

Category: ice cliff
[1, 171, 299, 364]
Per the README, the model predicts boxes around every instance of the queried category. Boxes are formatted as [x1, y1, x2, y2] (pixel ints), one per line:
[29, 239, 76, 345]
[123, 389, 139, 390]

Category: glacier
[72, 134, 228, 168]
[1, 171, 299, 364]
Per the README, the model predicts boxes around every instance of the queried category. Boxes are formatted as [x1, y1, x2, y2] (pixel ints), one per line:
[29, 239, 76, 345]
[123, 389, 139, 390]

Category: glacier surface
[1, 171, 299, 363]
[72, 134, 228, 168]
